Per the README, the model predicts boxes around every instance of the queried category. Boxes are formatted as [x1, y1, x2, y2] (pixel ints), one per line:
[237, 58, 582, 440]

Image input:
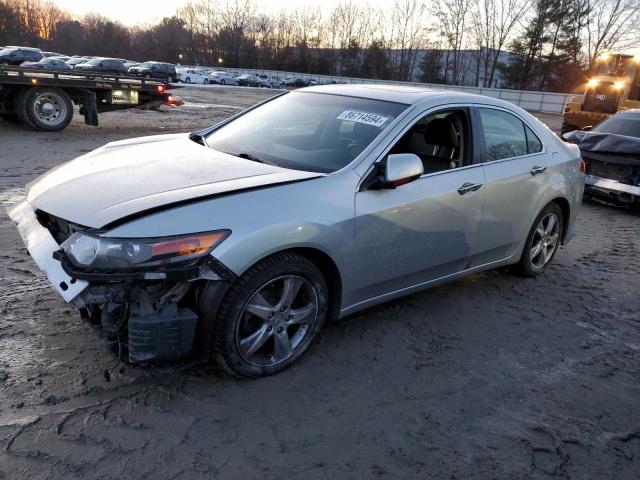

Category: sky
[52, 0, 390, 26]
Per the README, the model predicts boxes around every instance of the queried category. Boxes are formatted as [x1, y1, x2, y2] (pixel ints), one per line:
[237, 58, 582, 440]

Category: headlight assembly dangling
[61, 230, 230, 270]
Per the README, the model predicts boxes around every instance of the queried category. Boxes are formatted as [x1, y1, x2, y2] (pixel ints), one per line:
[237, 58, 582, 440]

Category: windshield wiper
[236, 152, 278, 166]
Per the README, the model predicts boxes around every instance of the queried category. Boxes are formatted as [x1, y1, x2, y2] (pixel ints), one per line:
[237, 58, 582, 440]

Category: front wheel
[204, 78, 209, 84]
[167, 75, 174, 83]
[516, 203, 563, 277]
[211, 253, 328, 377]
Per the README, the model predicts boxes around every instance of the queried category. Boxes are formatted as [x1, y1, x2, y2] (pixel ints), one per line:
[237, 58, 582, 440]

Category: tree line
[0, 0, 638, 92]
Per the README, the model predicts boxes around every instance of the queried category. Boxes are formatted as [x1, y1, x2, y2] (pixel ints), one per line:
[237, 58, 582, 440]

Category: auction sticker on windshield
[337, 111, 388, 127]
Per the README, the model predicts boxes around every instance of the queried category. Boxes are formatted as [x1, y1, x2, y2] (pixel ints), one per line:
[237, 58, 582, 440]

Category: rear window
[592, 114, 640, 138]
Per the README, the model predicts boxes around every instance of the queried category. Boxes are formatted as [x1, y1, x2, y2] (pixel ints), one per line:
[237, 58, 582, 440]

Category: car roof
[298, 84, 505, 107]
[615, 109, 640, 118]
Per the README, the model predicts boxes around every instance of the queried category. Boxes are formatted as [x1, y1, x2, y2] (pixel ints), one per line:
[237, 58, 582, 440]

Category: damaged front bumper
[8, 199, 233, 364]
[585, 174, 640, 204]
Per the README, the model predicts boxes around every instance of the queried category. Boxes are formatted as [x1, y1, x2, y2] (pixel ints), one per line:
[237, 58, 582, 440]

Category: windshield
[205, 92, 408, 173]
[593, 113, 640, 138]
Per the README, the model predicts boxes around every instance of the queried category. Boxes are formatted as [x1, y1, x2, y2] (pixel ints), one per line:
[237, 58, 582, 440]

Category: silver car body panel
[14, 85, 584, 317]
[26, 133, 323, 228]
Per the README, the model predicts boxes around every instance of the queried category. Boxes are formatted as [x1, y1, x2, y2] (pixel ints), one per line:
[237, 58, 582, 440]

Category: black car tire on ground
[185, 77, 191, 84]
[204, 78, 209, 84]
[212, 252, 329, 378]
[167, 75, 174, 83]
[517, 202, 564, 277]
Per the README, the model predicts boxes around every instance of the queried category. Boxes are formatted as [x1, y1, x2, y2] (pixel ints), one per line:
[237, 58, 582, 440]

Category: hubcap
[33, 93, 67, 125]
[530, 212, 560, 268]
[235, 275, 318, 367]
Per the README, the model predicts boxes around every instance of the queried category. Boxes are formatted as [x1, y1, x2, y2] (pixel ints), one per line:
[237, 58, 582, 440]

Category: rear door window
[479, 108, 538, 161]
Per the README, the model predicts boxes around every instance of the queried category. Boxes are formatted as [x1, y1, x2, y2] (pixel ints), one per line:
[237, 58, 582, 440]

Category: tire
[167, 75, 174, 83]
[19, 87, 73, 132]
[145, 73, 151, 79]
[560, 119, 578, 136]
[212, 252, 329, 377]
[0, 112, 19, 124]
[204, 78, 209, 85]
[516, 203, 564, 277]
[185, 77, 191, 84]
[220, 79, 226, 85]
[14, 89, 37, 130]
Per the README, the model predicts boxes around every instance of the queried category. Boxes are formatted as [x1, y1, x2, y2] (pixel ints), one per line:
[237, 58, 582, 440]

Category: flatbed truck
[0, 65, 180, 132]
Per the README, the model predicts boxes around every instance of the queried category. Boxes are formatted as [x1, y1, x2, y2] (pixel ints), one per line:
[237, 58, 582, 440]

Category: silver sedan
[9, 85, 585, 377]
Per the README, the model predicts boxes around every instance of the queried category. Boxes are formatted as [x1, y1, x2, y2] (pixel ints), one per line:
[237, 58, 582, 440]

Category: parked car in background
[123, 60, 139, 70]
[563, 109, 640, 211]
[8, 85, 584, 377]
[237, 74, 260, 87]
[74, 57, 128, 75]
[128, 61, 177, 82]
[256, 73, 282, 88]
[0, 47, 43, 65]
[207, 70, 238, 85]
[20, 57, 72, 70]
[66, 57, 90, 68]
[42, 51, 64, 58]
[178, 67, 209, 84]
[284, 77, 309, 88]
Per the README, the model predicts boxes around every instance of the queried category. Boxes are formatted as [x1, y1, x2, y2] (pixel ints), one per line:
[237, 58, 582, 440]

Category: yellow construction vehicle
[561, 52, 640, 135]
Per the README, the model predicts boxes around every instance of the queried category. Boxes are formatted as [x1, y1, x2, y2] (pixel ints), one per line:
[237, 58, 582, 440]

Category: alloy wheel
[235, 275, 319, 367]
[530, 212, 560, 268]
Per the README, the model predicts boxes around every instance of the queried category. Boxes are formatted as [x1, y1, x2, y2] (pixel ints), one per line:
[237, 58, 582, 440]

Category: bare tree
[585, 0, 640, 67]
[435, 0, 473, 84]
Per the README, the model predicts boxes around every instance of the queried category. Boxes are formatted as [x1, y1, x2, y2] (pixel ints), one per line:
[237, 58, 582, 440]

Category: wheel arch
[238, 246, 343, 323]
[548, 196, 571, 242]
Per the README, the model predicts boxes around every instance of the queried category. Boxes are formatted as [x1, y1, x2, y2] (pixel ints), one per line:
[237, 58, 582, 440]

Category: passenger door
[351, 107, 486, 305]
[472, 106, 551, 266]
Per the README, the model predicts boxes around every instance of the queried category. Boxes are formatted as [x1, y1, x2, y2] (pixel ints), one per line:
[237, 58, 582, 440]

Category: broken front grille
[585, 157, 640, 186]
[35, 210, 84, 244]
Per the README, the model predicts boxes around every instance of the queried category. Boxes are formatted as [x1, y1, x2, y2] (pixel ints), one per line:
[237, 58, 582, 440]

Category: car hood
[26, 133, 323, 228]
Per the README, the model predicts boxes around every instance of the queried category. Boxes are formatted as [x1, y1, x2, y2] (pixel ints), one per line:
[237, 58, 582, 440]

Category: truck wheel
[19, 87, 73, 132]
[14, 90, 37, 130]
[0, 112, 19, 124]
[560, 120, 578, 136]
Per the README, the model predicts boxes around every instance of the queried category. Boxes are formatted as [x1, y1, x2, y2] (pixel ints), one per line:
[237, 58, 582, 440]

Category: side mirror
[582, 125, 593, 131]
[385, 153, 424, 186]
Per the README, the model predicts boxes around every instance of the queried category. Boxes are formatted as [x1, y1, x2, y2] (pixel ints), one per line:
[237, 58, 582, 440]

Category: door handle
[457, 182, 483, 195]
[530, 165, 547, 176]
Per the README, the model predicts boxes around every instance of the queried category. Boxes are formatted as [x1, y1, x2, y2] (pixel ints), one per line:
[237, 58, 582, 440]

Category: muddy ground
[0, 86, 638, 479]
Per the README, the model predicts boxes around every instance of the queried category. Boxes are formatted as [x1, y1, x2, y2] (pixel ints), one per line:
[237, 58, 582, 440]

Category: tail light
[157, 85, 165, 93]
[580, 159, 586, 173]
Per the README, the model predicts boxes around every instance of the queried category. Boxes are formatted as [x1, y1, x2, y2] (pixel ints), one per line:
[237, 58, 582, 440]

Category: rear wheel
[212, 253, 328, 377]
[167, 75, 174, 83]
[185, 77, 191, 84]
[19, 87, 73, 132]
[560, 119, 579, 136]
[517, 203, 564, 277]
[204, 78, 209, 84]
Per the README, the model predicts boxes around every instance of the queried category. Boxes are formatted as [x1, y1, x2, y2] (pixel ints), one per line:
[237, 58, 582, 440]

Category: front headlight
[61, 230, 230, 270]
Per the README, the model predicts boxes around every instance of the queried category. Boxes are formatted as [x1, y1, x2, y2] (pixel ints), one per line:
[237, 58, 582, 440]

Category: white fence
[221, 67, 575, 115]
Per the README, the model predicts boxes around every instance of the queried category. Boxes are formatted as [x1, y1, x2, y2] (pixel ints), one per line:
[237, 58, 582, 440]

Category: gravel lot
[0, 86, 638, 479]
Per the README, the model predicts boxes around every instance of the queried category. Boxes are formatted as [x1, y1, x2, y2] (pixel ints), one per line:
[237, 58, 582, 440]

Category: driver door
[350, 107, 485, 305]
